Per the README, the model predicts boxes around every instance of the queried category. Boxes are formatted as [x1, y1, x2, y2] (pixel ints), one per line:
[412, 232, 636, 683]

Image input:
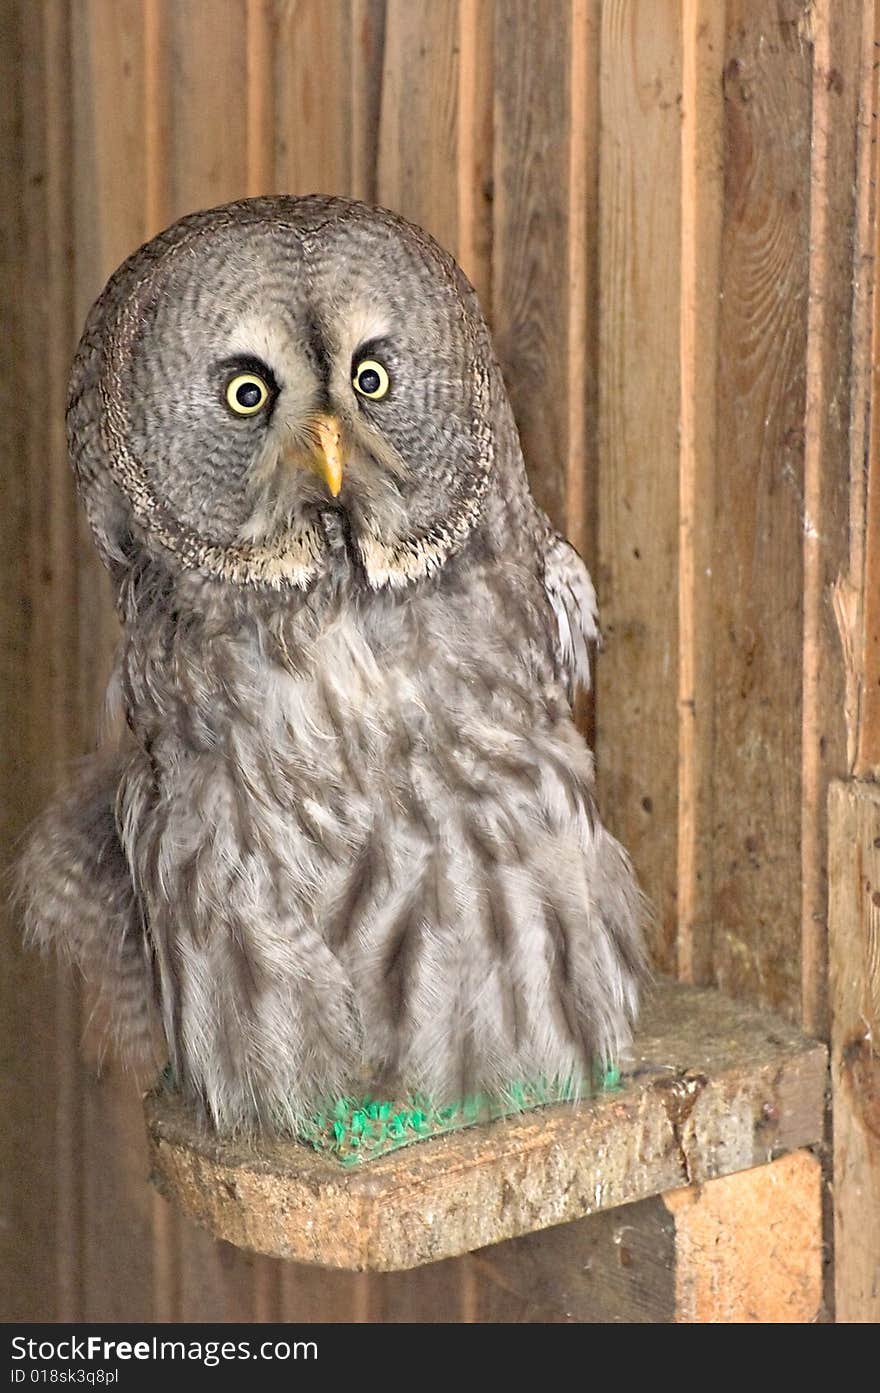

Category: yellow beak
[310, 414, 344, 497]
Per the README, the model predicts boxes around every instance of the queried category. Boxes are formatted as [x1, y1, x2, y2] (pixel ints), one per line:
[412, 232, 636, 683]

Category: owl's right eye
[225, 372, 271, 416]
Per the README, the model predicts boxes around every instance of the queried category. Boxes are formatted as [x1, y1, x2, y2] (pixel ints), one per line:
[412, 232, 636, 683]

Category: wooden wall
[0, 0, 870, 1321]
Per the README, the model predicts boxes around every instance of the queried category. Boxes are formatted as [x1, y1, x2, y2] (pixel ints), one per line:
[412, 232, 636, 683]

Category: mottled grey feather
[542, 529, 600, 699]
[14, 756, 161, 1065]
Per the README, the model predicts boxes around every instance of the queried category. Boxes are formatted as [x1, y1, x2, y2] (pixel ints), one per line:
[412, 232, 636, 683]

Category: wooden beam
[470, 1150, 822, 1323]
[145, 980, 826, 1271]
[677, 0, 724, 987]
[596, 0, 683, 972]
[829, 778, 880, 1322]
[16, 0, 84, 1324]
[709, 0, 813, 1017]
[853, 0, 880, 776]
[377, 0, 462, 261]
[800, 0, 862, 1037]
[493, 0, 583, 535]
[70, 0, 161, 1322]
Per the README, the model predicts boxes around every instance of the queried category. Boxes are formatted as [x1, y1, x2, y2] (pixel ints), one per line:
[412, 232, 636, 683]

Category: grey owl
[18, 197, 646, 1132]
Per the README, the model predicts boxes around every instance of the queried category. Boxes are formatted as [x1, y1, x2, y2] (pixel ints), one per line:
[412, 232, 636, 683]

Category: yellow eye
[225, 372, 271, 416]
[352, 359, 390, 400]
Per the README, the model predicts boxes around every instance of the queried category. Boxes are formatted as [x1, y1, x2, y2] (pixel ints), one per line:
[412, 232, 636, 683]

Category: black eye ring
[352, 359, 390, 400]
[225, 372, 271, 416]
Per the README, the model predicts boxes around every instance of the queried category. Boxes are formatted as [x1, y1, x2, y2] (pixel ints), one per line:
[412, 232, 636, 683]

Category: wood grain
[564, 0, 600, 573]
[350, 0, 387, 205]
[664, 1149, 823, 1323]
[166, 0, 250, 218]
[709, 0, 812, 1017]
[471, 1200, 677, 1323]
[275, 0, 352, 196]
[0, 0, 53, 1324]
[493, 0, 578, 535]
[374, 0, 494, 312]
[367, 1260, 470, 1322]
[677, 0, 724, 987]
[596, 0, 683, 972]
[471, 1150, 822, 1322]
[857, 2, 880, 774]
[799, 0, 861, 1038]
[829, 779, 880, 1322]
[456, 0, 494, 315]
[12, 0, 85, 1324]
[70, 0, 158, 1322]
[377, 0, 461, 258]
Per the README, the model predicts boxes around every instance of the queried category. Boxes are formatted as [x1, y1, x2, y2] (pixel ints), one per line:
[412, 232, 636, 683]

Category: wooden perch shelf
[144, 981, 827, 1272]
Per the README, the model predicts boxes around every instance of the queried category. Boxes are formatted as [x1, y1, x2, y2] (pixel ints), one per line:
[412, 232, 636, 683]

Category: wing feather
[541, 529, 599, 698]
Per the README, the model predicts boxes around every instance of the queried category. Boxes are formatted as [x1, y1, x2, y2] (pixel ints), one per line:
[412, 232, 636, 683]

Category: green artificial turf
[301, 1063, 622, 1166]
[157, 1062, 623, 1166]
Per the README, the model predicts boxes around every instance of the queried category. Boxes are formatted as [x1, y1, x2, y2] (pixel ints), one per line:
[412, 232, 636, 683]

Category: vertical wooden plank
[596, 0, 683, 972]
[835, 2, 877, 778]
[0, 0, 26, 1317]
[2, 0, 86, 1323]
[40, 0, 83, 1323]
[0, 0, 55, 1323]
[709, 0, 812, 1016]
[367, 1259, 470, 1323]
[852, 3, 880, 777]
[166, 0, 250, 218]
[677, 0, 724, 986]
[829, 779, 880, 1322]
[378, 0, 493, 329]
[564, 0, 600, 573]
[469, 1152, 822, 1322]
[70, 0, 157, 1321]
[35, 0, 84, 1325]
[375, 0, 496, 394]
[144, 0, 169, 232]
[72, 0, 154, 304]
[350, 0, 387, 205]
[377, 0, 460, 254]
[493, 0, 577, 533]
[663, 1150, 822, 1322]
[800, 0, 862, 1037]
[175, 1224, 281, 1323]
[274, 0, 354, 195]
[246, 0, 277, 197]
[455, 0, 494, 313]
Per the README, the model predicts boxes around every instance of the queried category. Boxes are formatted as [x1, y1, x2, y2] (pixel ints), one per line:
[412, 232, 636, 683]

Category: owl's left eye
[352, 359, 390, 400]
[225, 372, 271, 416]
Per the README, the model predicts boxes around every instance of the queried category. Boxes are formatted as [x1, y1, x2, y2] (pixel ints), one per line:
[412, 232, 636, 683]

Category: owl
[17, 197, 646, 1133]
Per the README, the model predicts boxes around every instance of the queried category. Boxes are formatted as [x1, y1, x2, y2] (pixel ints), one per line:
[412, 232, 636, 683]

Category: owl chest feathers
[119, 570, 585, 887]
[113, 568, 633, 1122]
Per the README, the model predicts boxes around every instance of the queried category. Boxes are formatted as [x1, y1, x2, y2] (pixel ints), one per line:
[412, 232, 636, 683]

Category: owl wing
[541, 528, 599, 699]
[14, 754, 160, 1065]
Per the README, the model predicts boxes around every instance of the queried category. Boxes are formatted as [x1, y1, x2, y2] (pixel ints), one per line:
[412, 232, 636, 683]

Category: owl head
[68, 197, 506, 593]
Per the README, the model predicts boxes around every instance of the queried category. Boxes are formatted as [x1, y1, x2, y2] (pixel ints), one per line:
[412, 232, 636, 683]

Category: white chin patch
[357, 533, 447, 590]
